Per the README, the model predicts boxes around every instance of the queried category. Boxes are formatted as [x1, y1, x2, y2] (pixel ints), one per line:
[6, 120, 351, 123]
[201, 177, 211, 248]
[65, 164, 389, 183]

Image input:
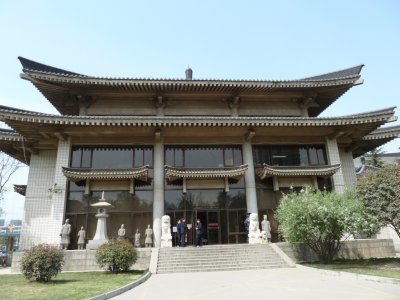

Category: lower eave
[165, 165, 248, 182]
[62, 166, 149, 182]
[258, 164, 341, 179]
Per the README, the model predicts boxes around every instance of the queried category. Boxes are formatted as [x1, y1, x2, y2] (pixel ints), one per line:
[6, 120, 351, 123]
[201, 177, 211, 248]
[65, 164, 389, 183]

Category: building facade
[0, 58, 399, 249]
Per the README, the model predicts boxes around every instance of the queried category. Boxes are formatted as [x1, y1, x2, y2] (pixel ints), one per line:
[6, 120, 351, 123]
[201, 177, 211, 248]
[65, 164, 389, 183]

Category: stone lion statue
[248, 213, 262, 244]
[161, 215, 172, 248]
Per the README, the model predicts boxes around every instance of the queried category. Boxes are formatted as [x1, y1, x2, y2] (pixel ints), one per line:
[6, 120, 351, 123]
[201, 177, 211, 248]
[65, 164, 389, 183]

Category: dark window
[185, 148, 224, 168]
[71, 149, 82, 168]
[92, 147, 133, 169]
[253, 145, 327, 166]
[70, 146, 153, 169]
[81, 148, 92, 168]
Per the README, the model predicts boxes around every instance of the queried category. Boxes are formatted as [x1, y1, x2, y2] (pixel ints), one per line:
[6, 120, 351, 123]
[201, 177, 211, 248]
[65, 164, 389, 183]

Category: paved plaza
[114, 267, 400, 300]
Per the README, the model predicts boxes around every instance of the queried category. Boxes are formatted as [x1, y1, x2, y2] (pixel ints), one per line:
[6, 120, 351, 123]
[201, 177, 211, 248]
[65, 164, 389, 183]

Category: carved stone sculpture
[261, 215, 272, 243]
[248, 213, 262, 244]
[60, 219, 71, 250]
[160, 215, 172, 248]
[145, 224, 153, 247]
[77, 226, 86, 249]
[134, 229, 141, 247]
[118, 224, 126, 240]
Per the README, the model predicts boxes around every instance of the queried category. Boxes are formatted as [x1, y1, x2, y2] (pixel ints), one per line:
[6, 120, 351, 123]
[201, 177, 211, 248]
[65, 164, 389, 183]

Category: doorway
[195, 210, 221, 245]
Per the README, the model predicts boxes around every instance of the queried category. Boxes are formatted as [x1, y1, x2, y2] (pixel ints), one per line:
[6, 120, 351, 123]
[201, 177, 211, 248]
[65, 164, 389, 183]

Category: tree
[276, 188, 380, 263]
[357, 163, 400, 237]
[365, 147, 385, 168]
[0, 152, 22, 216]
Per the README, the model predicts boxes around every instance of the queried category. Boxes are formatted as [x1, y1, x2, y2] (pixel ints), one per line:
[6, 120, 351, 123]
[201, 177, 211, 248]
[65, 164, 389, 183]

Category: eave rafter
[258, 163, 341, 179]
[13, 184, 27, 196]
[62, 166, 149, 182]
[165, 164, 248, 182]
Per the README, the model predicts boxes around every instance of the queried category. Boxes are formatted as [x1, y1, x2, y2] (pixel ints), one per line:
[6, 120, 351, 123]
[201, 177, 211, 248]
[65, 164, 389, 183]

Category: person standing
[176, 219, 182, 247]
[180, 218, 187, 247]
[195, 219, 203, 247]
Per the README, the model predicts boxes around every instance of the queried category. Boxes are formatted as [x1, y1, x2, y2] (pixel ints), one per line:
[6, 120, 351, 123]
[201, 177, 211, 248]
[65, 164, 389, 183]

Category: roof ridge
[300, 65, 364, 81]
[18, 56, 84, 77]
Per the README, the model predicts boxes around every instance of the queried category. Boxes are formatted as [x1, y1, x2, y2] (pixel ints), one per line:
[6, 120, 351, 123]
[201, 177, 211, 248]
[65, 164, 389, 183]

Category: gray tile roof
[301, 65, 364, 81]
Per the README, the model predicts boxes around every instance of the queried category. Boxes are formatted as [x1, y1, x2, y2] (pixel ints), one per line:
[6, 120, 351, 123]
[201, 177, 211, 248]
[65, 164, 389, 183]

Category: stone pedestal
[87, 209, 109, 250]
[87, 193, 112, 250]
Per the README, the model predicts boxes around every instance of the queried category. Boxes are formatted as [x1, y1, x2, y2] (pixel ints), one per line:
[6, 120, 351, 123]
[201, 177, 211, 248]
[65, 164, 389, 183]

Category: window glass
[317, 148, 326, 165]
[81, 148, 92, 168]
[175, 148, 184, 166]
[233, 148, 243, 165]
[165, 149, 174, 165]
[253, 145, 327, 166]
[92, 147, 133, 169]
[185, 148, 224, 168]
[299, 147, 309, 166]
[71, 148, 82, 168]
[144, 148, 153, 166]
[308, 147, 319, 165]
[134, 148, 144, 167]
[224, 148, 234, 166]
[226, 189, 246, 209]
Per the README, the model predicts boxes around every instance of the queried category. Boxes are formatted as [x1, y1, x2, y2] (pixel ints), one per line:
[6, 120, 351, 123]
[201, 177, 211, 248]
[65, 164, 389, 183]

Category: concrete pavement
[114, 267, 400, 300]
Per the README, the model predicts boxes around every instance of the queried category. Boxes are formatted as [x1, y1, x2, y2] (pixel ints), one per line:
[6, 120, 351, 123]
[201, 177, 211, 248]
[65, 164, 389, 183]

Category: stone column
[325, 137, 345, 193]
[153, 141, 164, 247]
[52, 138, 72, 240]
[242, 141, 258, 213]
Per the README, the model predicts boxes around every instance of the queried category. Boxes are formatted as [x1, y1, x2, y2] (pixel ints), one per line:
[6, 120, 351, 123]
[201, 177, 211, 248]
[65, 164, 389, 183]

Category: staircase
[156, 244, 292, 274]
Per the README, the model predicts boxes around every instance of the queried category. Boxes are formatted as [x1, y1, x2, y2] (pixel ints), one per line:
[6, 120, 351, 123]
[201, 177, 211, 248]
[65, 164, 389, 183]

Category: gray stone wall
[19, 150, 57, 250]
[11, 248, 152, 273]
[276, 239, 396, 262]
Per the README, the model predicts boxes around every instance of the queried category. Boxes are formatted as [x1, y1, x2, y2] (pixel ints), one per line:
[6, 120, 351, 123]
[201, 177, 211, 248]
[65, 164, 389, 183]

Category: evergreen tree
[365, 147, 385, 168]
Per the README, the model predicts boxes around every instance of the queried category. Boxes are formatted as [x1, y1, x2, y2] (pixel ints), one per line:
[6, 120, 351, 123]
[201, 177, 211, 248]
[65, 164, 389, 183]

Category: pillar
[325, 137, 345, 193]
[152, 141, 164, 247]
[52, 138, 72, 237]
[242, 141, 258, 213]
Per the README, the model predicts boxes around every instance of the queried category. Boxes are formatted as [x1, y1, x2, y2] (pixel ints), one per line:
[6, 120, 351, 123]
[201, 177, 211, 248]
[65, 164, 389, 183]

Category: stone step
[158, 259, 285, 265]
[158, 255, 281, 262]
[158, 253, 277, 259]
[156, 243, 291, 274]
[157, 262, 287, 269]
[157, 264, 289, 274]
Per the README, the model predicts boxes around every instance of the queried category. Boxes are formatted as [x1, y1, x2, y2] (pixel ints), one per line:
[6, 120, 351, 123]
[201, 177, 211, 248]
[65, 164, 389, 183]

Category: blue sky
[0, 0, 399, 221]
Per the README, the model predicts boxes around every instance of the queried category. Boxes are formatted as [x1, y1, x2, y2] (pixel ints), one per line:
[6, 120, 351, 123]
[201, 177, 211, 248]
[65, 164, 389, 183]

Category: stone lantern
[87, 191, 112, 250]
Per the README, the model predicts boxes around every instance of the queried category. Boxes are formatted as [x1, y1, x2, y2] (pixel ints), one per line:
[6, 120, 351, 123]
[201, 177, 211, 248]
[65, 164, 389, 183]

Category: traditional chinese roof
[352, 125, 400, 158]
[258, 163, 341, 179]
[0, 105, 394, 129]
[165, 164, 248, 182]
[18, 57, 363, 116]
[0, 105, 396, 164]
[13, 184, 27, 196]
[0, 128, 29, 163]
[62, 166, 149, 182]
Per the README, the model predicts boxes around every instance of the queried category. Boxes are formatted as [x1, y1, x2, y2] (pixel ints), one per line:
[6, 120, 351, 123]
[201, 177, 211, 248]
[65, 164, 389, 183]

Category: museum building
[0, 57, 399, 249]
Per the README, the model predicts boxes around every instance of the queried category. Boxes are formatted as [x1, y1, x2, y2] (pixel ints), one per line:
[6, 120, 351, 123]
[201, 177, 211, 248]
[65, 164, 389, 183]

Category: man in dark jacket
[176, 219, 182, 247]
[195, 219, 203, 247]
[180, 218, 187, 247]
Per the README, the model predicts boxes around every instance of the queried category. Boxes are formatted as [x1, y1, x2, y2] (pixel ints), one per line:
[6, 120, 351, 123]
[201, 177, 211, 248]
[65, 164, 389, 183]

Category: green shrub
[276, 188, 380, 263]
[21, 243, 65, 282]
[95, 239, 137, 273]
